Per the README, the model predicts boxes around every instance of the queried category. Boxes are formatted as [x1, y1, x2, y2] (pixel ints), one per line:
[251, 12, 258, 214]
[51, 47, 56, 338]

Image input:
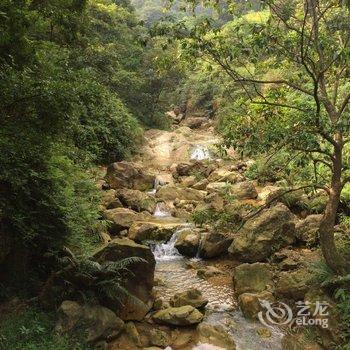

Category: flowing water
[142, 126, 283, 349]
[190, 145, 211, 160]
[151, 229, 182, 261]
[151, 232, 284, 350]
[153, 202, 172, 218]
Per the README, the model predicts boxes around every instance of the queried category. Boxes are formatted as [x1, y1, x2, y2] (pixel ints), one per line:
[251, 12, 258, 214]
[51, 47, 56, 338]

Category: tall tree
[174, 0, 350, 273]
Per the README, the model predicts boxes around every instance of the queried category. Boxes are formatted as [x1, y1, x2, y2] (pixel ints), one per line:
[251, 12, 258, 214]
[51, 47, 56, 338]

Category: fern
[58, 256, 147, 308]
[103, 257, 147, 273]
[309, 260, 335, 284]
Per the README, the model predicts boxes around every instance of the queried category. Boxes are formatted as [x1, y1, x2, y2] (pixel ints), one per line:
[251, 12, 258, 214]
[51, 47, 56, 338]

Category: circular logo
[258, 300, 293, 328]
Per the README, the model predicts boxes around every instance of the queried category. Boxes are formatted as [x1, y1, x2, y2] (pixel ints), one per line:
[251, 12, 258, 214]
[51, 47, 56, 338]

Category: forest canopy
[2, 1, 350, 349]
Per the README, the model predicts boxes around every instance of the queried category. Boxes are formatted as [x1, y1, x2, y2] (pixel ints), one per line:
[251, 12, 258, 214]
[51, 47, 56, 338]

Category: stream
[142, 133, 284, 349]
[151, 227, 284, 350]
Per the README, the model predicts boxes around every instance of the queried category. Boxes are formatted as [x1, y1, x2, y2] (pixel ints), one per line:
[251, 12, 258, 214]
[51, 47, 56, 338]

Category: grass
[0, 306, 90, 350]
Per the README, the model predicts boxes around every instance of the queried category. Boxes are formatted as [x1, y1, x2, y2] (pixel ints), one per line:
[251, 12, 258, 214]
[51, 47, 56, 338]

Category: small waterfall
[148, 175, 170, 194]
[190, 145, 211, 160]
[152, 230, 181, 261]
[153, 202, 171, 218]
[148, 178, 160, 194]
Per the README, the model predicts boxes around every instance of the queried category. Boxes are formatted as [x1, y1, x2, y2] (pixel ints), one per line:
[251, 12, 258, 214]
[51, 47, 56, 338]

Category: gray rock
[117, 188, 156, 213]
[295, 214, 322, 246]
[175, 229, 201, 257]
[55, 301, 124, 343]
[233, 263, 273, 296]
[170, 288, 208, 309]
[230, 181, 258, 199]
[152, 305, 204, 326]
[199, 231, 233, 259]
[94, 238, 155, 320]
[106, 161, 154, 191]
[238, 291, 275, 319]
[229, 203, 296, 262]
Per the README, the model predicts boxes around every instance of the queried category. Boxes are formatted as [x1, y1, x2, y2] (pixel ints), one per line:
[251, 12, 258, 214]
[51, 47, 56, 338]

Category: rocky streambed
[55, 115, 333, 349]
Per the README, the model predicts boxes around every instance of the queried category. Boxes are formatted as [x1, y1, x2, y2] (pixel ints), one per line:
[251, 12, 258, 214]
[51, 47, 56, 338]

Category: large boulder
[197, 324, 236, 350]
[238, 291, 275, 319]
[228, 203, 296, 262]
[295, 214, 322, 246]
[206, 182, 229, 194]
[170, 288, 208, 309]
[272, 248, 320, 271]
[305, 290, 341, 348]
[224, 201, 256, 224]
[258, 186, 284, 204]
[208, 168, 244, 184]
[128, 221, 184, 243]
[183, 116, 208, 129]
[275, 267, 313, 300]
[233, 263, 273, 296]
[199, 231, 233, 259]
[154, 173, 174, 188]
[117, 189, 156, 213]
[175, 161, 217, 177]
[55, 301, 124, 343]
[103, 208, 148, 235]
[174, 229, 201, 257]
[230, 181, 258, 199]
[106, 161, 154, 191]
[180, 175, 197, 188]
[125, 322, 142, 347]
[193, 179, 209, 190]
[101, 189, 123, 209]
[204, 193, 224, 212]
[152, 305, 203, 326]
[156, 185, 206, 202]
[93, 238, 155, 320]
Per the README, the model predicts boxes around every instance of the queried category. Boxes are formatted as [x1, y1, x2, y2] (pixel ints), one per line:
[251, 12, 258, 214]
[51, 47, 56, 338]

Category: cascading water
[190, 145, 211, 160]
[148, 177, 160, 194]
[153, 202, 172, 218]
[153, 228, 284, 350]
[151, 229, 182, 261]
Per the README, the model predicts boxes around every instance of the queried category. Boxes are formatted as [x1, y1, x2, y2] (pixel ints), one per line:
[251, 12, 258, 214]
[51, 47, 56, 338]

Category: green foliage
[245, 157, 285, 183]
[0, 307, 90, 350]
[335, 222, 350, 261]
[191, 208, 216, 226]
[310, 260, 335, 285]
[57, 256, 147, 308]
[341, 184, 350, 208]
[191, 203, 247, 231]
[334, 288, 350, 348]
[0, 0, 173, 295]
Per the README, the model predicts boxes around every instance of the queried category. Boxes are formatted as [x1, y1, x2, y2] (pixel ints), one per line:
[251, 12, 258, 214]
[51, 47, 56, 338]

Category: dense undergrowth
[0, 306, 90, 350]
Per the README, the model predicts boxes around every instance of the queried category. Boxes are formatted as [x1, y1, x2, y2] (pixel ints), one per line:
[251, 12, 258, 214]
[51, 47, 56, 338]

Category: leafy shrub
[72, 80, 143, 163]
[192, 209, 216, 226]
[0, 307, 90, 350]
[281, 190, 310, 213]
[191, 204, 247, 231]
[245, 156, 285, 184]
[40, 255, 146, 310]
[335, 288, 350, 349]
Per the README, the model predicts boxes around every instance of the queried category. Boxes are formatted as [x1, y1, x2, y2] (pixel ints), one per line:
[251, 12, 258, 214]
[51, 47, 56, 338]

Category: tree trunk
[319, 136, 347, 274]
